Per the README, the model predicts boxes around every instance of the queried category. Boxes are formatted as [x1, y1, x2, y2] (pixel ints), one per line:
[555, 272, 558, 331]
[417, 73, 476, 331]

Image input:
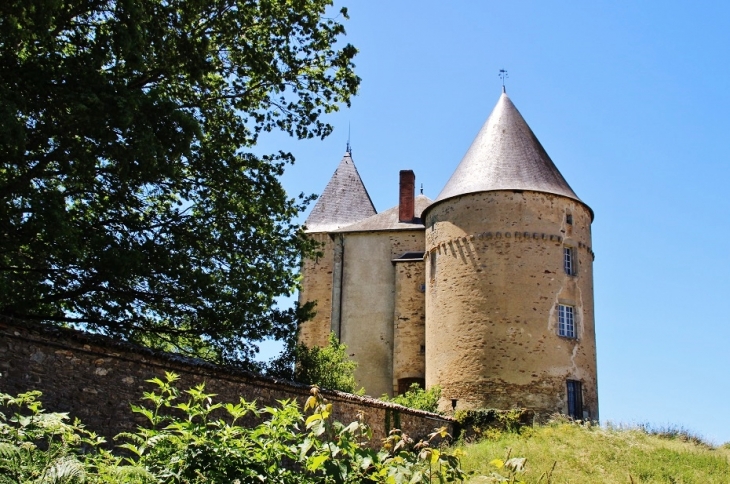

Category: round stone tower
[423, 92, 598, 419]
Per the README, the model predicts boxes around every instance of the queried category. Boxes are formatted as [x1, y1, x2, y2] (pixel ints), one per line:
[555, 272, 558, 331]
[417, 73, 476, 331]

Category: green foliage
[117, 372, 309, 483]
[454, 408, 528, 441]
[0, 374, 470, 483]
[0, 390, 148, 483]
[381, 384, 442, 413]
[0, 0, 359, 366]
[482, 449, 528, 483]
[295, 332, 360, 393]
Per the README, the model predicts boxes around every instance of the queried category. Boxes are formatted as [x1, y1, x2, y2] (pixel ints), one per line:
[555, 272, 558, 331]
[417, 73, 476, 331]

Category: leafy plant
[295, 332, 361, 393]
[0, 0, 359, 366]
[0, 390, 147, 484]
[482, 449, 527, 483]
[0, 374, 470, 483]
[301, 385, 469, 483]
[454, 408, 530, 441]
[381, 383, 442, 414]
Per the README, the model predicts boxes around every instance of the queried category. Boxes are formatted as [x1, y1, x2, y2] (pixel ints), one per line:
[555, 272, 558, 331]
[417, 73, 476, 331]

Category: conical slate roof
[436, 92, 582, 203]
[304, 151, 377, 233]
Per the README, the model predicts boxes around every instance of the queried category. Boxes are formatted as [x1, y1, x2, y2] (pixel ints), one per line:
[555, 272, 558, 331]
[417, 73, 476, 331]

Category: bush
[295, 332, 361, 393]
[381, 384, 442, 413]
[0, 374, 470, 483]
[454, 408, 532, 442]
[0, 391, 148, 483]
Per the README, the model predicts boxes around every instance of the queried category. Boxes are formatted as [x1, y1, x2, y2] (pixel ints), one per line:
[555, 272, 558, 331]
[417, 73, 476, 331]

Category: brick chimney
[399, 170, 415, 223]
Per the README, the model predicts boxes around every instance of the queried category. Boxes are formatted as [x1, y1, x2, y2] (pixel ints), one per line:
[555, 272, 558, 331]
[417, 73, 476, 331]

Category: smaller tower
[298, 150, 375, 349]
[423, 92, 598, 418]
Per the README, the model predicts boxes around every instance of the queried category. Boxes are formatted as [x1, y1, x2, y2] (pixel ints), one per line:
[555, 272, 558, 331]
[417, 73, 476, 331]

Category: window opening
[566, 380, 583, 419]
[566, 214, 573, 225]
[429, 250, 437, 281]
[563, 247, 575, 275]
[558, 304, 575, 338]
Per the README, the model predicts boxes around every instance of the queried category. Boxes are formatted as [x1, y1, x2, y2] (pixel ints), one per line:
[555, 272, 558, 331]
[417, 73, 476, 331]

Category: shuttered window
[567, 380, 583, 419]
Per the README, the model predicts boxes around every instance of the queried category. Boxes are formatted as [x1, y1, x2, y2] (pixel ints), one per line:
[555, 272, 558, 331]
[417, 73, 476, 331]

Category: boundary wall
[0, 319, 454, 445]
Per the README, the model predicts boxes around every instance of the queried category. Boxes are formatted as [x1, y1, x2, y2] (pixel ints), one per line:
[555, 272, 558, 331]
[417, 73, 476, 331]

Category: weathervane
[346, 122, 352, 154]
[499, 69, 508, 92]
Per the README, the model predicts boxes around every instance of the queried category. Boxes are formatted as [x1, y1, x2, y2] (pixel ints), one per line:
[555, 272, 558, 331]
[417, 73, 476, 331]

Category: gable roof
[304, 151, 377, 233]
[436, 92, 583, 204]
[335, 195, 433, 233]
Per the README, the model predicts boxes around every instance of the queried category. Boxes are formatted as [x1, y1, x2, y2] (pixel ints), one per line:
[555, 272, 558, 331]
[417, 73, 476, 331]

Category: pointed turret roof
[304, 151, 377, 233]
[436, 92, 583, 204]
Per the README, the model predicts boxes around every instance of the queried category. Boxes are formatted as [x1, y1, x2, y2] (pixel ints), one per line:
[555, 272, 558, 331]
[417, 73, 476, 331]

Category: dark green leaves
[0, 0, 359, 365]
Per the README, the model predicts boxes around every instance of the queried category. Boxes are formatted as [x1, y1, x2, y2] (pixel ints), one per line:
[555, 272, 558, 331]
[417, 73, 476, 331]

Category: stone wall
[393, 260, 426, 394]
[337, 230, 424, 397]
[0, 319, 454, 445]
[423, 190, 598, 418]
[298, 232, 336, 349]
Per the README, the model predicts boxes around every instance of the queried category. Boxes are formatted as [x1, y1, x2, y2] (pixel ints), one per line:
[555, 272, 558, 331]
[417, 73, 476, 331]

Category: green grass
[456, 420, 730, 483]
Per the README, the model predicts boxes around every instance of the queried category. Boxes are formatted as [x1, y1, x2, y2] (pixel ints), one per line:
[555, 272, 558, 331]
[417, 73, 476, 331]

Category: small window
[566, 380, 583, 419]
[429, 250, 437, 281]
[558, 304, 575, 338]
[563, 247, 575, 275]
[566, 214, 573, 225]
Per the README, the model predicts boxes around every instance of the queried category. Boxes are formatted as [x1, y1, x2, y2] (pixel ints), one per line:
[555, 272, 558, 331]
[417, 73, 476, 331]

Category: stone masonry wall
[392, 260, 426, 394]
[298, 232, 335, 349]
[0, 319, 454, 446]
[423, 190, 597, 418]
[339, 230, 424, 397]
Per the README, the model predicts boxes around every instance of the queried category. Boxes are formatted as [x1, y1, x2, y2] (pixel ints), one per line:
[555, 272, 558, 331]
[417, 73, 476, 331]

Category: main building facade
[298, 92, 598, 419]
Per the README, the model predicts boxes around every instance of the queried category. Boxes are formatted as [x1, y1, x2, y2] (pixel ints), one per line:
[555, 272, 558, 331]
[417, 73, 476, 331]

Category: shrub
[381, 383, 442, 413]
[0, 374, 470, 483]
[0, 391, 149, 483]
[295, 332, 361, 393]
[454, 408, 532, 442]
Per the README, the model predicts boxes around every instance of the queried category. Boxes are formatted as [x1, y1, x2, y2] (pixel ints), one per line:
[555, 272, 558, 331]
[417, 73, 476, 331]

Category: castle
[298, 91, 598, 419]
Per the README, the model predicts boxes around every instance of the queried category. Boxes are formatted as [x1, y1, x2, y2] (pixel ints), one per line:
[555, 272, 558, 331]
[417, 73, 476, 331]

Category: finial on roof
[420, 183, 424, 195]
[346, 122, 352, 154]
[499, 69, 508, 93]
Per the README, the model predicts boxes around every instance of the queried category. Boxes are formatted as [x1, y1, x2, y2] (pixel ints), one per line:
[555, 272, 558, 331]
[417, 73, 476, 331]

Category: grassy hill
[456, 420, 730, 483]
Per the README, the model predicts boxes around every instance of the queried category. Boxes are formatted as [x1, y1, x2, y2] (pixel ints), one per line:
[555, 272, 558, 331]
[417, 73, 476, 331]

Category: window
[566, 214, 573, 225]
[566, 380, 583, 419]
[429, 250, 437, 281]
[563, 247, 575, 275]
[558, 304, 575, 338]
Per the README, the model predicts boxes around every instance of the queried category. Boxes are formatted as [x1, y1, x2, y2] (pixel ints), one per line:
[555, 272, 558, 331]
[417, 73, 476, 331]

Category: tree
[295, 332, 359, 393]
[0, 0, 359, 365]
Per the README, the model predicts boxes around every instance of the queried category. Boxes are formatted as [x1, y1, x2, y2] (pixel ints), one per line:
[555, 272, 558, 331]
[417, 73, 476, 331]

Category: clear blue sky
[256, 1, 730, 444]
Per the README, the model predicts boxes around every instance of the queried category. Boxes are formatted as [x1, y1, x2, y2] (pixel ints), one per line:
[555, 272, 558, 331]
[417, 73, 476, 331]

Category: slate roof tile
[304, 152, 377, 233]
